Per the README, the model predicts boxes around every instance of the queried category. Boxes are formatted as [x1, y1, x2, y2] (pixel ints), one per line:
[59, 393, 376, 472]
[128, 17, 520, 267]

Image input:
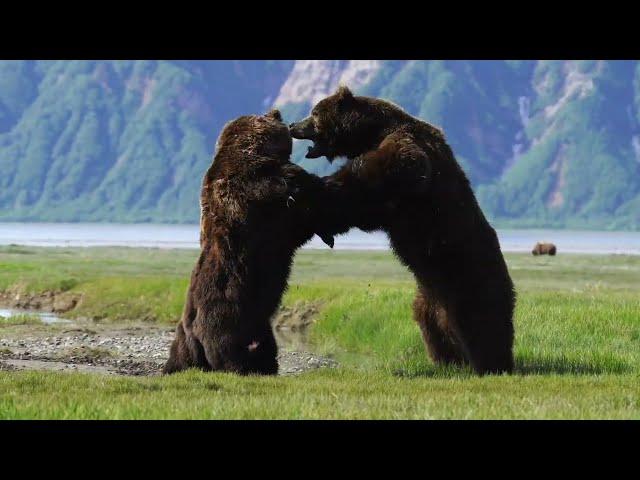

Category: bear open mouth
[289, 118, 326, 159]
[305, 142, 324, 159]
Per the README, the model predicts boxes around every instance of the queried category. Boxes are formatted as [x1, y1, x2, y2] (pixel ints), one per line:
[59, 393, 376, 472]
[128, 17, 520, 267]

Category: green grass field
[1, 245, 639, 419]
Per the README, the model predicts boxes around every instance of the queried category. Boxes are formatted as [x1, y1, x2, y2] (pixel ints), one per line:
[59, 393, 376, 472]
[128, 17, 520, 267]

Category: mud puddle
[0, 302, 338, 376]
[0, 308, 71, 325]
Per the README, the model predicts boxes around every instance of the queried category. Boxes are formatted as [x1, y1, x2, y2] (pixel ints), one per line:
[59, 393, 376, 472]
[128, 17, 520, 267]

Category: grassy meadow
[0, 245, 639, 419]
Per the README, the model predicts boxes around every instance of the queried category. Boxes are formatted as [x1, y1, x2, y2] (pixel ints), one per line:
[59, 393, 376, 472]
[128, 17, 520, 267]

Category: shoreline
[1, 244, 639, 255]
[2, 223, 640, 255]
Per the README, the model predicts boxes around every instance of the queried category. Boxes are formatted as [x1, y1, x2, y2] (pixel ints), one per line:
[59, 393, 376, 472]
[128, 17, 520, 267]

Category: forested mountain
[0, 60, 293, 222]
[1, 60, 639, 229]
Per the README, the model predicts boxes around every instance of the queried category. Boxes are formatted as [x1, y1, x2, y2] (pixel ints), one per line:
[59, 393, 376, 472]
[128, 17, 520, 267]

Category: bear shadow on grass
[390, 354, 631, 378]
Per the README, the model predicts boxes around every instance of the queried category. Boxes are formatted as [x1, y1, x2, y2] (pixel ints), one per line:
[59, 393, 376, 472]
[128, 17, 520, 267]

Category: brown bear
[532, 242, 557, 256]
[163, 109, 334, 375]
[290, 86, 516, 375]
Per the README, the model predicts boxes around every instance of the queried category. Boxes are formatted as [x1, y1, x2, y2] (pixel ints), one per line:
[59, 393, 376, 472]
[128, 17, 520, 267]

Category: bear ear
[265, 109, 283, 122]
[335, 84, 354, 102]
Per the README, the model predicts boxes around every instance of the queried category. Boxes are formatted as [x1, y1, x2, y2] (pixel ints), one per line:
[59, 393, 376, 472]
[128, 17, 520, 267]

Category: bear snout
[289, 117, 316, 140]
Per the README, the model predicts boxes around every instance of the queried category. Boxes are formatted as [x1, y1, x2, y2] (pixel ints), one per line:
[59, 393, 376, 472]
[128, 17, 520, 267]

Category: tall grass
[1, 247, 639, 418]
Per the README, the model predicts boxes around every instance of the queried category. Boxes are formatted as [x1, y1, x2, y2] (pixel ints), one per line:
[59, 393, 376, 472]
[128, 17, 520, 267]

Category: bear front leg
[321, 136, 430, 234]
[349, 133, 431, 195]
[280, 162, 340, 244]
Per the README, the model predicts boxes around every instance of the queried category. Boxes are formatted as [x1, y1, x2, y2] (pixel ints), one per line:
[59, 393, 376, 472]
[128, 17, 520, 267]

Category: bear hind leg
[453, 312, 515, 375]
[413, 290, 466, 367]
[162, 323, 209, 374]
[199, 329, 279, 376]
[241, 329, 279, 375]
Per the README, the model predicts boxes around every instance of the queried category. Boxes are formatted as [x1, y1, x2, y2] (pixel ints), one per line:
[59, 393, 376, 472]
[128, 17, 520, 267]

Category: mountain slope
[0, 60, 293, 222]
[278, 60, 640, 230]
[0, 60, 638, 229]
[477, 61, 640, 229]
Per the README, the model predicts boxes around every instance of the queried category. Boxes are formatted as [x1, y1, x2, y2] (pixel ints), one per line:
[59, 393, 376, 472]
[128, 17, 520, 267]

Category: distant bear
[163, 110, 333, 375]
[290, 86, 516, 375]
[532, 242, 556, 256]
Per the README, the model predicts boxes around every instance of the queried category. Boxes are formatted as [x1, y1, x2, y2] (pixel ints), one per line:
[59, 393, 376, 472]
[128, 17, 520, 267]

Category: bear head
[216, 109, 292, 162]
[289, 85, 402, 161]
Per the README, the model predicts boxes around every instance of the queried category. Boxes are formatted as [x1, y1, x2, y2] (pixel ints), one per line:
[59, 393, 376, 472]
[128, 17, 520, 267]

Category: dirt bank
[0, 285, 81, 313]
[0, 320, 337, 376]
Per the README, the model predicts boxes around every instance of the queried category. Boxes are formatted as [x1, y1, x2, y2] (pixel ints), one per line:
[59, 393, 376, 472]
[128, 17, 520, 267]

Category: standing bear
[290, 86, 516, 375]
[163, 109, 334, 375]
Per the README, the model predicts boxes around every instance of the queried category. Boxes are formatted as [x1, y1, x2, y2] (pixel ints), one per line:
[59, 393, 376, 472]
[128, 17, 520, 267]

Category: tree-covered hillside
[1, 60, 639, 229]
[279, 60, 640, 230]
[0, 60, 293, 222]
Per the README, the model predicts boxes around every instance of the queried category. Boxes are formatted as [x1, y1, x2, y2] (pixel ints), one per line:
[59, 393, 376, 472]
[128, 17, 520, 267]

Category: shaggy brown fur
[532, 242, 557, 256]
[290, 86, 516, 375]
[163, 110, 333, 375]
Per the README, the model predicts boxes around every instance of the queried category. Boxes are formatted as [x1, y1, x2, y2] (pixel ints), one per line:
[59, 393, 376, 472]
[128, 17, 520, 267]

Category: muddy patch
[0, 318, 337, 377]
[277, 351, 338, 375]
[274, 302, 320, 331]
[0, 285, 81, 314]
[273, 302, 321, 351]
[0, 308, 72, 325]
[0, 358, 116, 375]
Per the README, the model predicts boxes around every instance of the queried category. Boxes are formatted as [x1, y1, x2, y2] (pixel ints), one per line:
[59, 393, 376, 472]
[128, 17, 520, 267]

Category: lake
[0, 222, 638, 254]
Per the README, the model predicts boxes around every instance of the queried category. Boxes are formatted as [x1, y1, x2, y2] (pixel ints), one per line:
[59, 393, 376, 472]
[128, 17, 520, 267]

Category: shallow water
[0, 222, 638, 254]
[0, 308, 71, 324]
[273, 326, 312, 352]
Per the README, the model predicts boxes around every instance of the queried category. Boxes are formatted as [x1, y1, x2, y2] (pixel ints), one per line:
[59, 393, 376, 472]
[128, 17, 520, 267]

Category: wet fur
[163, 111, 331, 375]
[292, 87, 516, 375]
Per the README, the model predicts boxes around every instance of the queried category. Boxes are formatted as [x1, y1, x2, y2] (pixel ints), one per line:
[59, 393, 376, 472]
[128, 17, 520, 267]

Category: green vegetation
[307, 60, 640, 230]
[1, 61, 640, 228]
[0, 60, 294, 223]
[0, 245, 195, 323]
[1, 370, 637, 419]
[0, 314, 41, 326]
[477, 61, 640, 230]
[1, 246, 639, 419]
